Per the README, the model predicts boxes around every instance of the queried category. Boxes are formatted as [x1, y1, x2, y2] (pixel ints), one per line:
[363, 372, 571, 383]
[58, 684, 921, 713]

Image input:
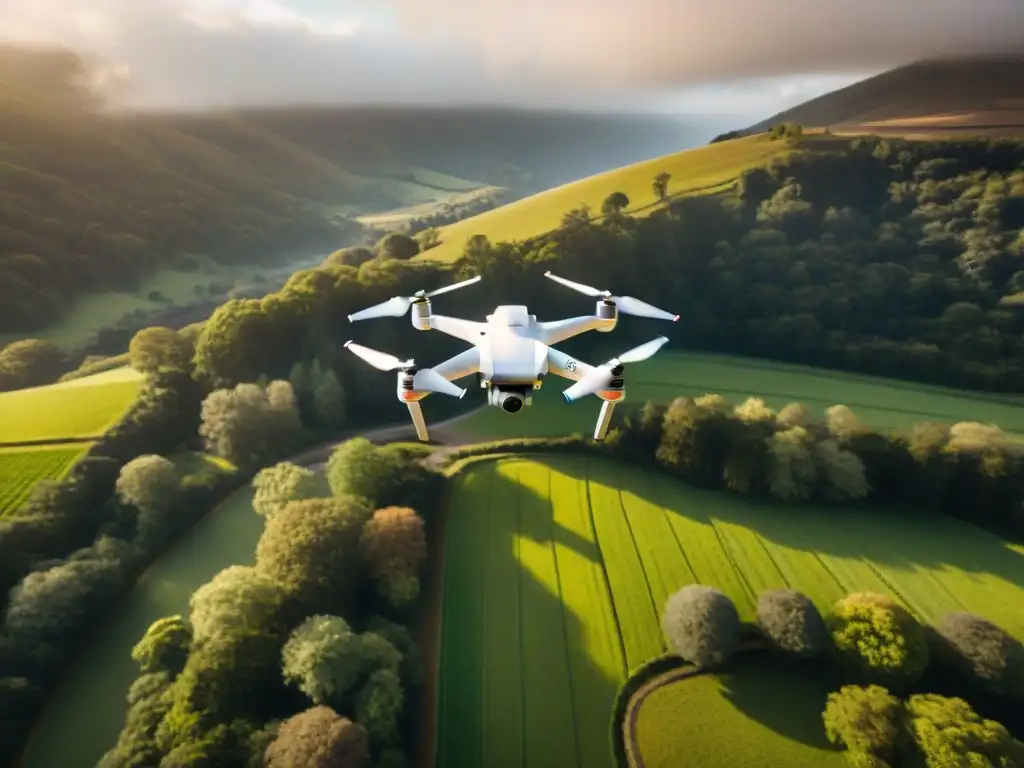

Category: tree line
[651, 582, 1022, 767]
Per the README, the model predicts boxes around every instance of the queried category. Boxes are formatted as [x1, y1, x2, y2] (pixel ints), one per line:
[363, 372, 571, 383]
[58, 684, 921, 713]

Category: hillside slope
[749, 56, 1024, 134]
[416, 134, 788, 263]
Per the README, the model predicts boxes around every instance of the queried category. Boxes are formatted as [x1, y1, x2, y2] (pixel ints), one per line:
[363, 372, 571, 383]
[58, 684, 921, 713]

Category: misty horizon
[1, 0, 1023, 123]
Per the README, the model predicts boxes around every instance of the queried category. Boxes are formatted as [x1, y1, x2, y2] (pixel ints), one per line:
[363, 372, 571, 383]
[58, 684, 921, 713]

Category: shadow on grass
[538, 454, 1024, 619]
[716, 650, 843, 751]
[437, 457, 621, 768]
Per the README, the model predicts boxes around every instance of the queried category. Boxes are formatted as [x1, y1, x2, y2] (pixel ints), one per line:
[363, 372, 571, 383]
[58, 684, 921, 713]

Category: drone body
[344, 272, 679, 442]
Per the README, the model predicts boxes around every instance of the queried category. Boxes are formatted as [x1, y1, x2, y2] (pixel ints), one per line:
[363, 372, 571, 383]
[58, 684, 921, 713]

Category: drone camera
[489, 385, 531, 413]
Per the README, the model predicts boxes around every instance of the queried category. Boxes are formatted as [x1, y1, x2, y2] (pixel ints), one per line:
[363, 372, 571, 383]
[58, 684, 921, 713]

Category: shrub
[661, 585, 740, 668]
[902, 693, 1024, 767]
[929, 612, 1024, 700]
[826, 592, 929, 691]
[822, 684, 902, 764]
[756, 588, 828, 657]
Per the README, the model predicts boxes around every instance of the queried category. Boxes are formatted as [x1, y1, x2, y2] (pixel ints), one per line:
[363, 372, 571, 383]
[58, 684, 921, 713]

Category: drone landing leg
[406, 402, 430, 442]
[593, 400, 617, 441]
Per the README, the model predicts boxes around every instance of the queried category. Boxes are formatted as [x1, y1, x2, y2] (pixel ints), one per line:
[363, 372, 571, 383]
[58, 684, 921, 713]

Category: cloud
[0, 0, 1021, 112]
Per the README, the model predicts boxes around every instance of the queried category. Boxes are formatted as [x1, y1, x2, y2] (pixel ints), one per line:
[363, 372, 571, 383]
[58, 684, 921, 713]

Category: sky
[0, 0, 1022, 122]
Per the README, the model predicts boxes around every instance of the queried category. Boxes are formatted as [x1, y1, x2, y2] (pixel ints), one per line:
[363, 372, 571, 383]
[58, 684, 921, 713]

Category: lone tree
[929, 612, 1024, 700]
[652, 171, 671, 199]
[827, 592, 929, 691]
[756, 588, 828, 658]
[662, 584, 741, 667]
[263, 706, 370, 768]
[601, 191, 630, 216]
[822, 684, 903, 766]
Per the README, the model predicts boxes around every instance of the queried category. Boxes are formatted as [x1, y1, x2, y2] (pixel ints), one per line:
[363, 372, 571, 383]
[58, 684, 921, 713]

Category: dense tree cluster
[99, 438, 436, 767]
[660, 585, 1022, 767]
[0, 338, 66, 391]
[824, 687, 1024, 768]
[607, 393, 1024, 539]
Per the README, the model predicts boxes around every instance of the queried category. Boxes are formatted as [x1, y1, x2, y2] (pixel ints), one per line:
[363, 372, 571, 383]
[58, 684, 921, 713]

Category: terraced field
[416, 134, 786, 264]
[436, 454, 1024, 768]
[0, 443, 91, 516]
[0, 367, 142, 445]
[449, 351, 1024, 441]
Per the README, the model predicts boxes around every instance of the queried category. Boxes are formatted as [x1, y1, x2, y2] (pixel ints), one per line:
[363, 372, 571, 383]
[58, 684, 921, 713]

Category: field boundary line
[0, 436, 99, 449]
[583, 455, 630, 680]
[547, 464, 584, 768]
[651, 471, 700, 588]
[749, 529, 795, 591]
[707, 517, 759, 610]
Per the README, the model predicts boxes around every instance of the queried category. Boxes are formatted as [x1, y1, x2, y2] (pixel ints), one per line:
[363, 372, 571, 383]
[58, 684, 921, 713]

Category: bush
[822, 684, 902, 764]
[929, 612, 1024, 700]
[902, 693, 1024, 767]
[756, 588, 828, 657]
[826, 593, 929, 691]
[661, 585, 740, 668]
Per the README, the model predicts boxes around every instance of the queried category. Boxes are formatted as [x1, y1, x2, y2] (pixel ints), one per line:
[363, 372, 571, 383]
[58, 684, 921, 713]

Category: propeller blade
[348, 296, 414, 322]
[344, 341, 412, 372]
[612, 296, 679, 322]
[544, 271, 608, 298]
[426, 275, 482, 298]
[562, 367, 613, 402]
[413, 368, 466, 398]
[615, 336, 670, 365]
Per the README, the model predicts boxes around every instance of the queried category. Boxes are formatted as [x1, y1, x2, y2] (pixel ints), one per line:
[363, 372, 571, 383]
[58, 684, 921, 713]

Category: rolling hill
[749, 55, 1024, 136]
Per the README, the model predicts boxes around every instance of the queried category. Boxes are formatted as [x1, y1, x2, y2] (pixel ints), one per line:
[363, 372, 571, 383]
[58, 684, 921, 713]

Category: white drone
[343, 271, 679, 442]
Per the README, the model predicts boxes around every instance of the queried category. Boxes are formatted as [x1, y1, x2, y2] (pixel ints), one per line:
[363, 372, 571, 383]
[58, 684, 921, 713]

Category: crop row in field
[0, 443, 91, 516]
[436, 455, 1024, 767]
[0, 367, 142, 445]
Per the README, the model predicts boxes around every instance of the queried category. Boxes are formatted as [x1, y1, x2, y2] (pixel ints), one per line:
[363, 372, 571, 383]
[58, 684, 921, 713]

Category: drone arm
[432, 347, 481, 382]
[537, 315, 615, 346]
[427, 314, 487, 345]
[405, 401, 430, 442]
[545, 346, 597, 382]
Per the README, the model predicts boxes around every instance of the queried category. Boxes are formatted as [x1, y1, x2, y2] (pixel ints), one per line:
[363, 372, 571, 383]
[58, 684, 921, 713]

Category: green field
[436, 454, 1024, 768]
[0, 443, 91, 516]
[0, 367, 142, 445]
[445, 351, 1024, 442]
[629, 653, 847, 768]
[415, 135, 787, 264]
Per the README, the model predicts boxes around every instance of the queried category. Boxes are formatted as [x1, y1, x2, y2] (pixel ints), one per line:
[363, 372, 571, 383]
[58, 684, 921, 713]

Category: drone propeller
[347, 275, 482, 322]
[344, 341, 466, 398]
[544, 271, 679, 322]
[563, 336, 669, 402]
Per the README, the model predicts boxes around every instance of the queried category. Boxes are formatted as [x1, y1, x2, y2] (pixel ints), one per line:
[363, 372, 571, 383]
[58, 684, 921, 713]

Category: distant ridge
[748, 55, 1024, 136]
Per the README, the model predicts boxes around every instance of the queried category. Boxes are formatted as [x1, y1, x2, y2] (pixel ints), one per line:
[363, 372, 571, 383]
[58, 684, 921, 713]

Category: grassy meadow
[0, 367, 142, 445]
[628, 654, 847, 768]
[415, 134, 786, 264]
[0, 443, 92, 516]
[444, 351, 1024, 442]
[435, 455, 1024, 768]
